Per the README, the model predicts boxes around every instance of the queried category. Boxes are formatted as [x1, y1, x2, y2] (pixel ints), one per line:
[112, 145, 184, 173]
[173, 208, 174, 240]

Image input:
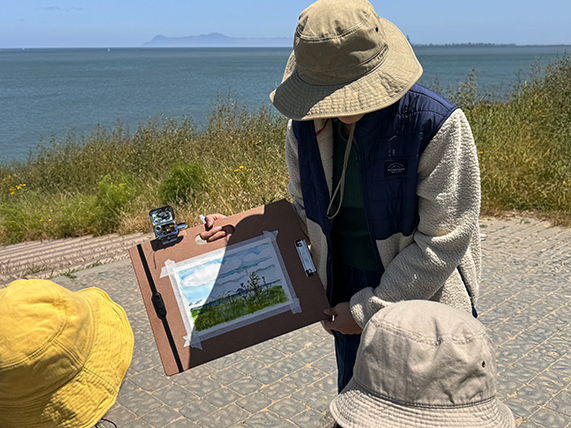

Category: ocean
[0, 45, 569, 162]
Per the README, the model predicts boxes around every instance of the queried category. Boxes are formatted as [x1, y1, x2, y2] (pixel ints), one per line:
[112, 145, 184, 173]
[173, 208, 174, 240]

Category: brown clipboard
[129, 199, 330, 376]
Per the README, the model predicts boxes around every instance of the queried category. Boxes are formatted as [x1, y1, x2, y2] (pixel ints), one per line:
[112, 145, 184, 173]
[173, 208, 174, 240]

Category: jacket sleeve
[350, 108, 481, 327]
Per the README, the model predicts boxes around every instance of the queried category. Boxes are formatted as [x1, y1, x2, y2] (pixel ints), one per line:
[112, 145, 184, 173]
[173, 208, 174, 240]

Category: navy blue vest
[292, 84, 457, 296]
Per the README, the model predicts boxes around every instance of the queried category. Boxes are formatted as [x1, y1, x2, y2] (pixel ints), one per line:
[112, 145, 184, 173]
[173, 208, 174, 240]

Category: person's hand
[199, 214, 233, 242]
[322, 302, 363, 335]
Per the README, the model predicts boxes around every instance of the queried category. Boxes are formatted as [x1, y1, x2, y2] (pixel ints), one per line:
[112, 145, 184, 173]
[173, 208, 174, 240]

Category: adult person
[202, 0, 482, 392]
[322, 300, 516, 427]
[0, 279, 134, 428]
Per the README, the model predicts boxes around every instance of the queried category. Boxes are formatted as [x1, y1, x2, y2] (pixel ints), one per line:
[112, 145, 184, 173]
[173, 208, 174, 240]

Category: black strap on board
[137, 244, 184, 373]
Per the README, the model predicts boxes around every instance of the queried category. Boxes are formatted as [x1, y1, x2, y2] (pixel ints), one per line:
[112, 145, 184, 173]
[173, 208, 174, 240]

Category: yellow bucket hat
[0, 279, 134, 428]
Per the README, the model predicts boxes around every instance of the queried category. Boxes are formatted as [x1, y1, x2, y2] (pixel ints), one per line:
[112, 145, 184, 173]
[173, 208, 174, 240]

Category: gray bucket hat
[270, 0, 423, 120]
[330, 300, 516, 428]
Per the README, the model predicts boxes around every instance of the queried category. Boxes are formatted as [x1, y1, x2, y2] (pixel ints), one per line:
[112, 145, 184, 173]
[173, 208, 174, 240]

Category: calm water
[0, 45, 568, 162]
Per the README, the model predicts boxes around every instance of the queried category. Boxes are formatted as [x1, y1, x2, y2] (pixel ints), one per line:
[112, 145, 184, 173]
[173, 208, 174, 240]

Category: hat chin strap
[327, 122, 356, 220]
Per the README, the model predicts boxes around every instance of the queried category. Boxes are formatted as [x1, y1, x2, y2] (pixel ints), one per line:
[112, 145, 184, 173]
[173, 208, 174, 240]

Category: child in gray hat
[325, 300, 515, 427]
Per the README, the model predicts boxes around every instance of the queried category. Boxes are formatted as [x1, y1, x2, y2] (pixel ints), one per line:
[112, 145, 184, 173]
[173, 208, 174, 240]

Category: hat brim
[2, 288, 134, 428]
[270, 17, 423, 121]
[330, 377, 516, 428]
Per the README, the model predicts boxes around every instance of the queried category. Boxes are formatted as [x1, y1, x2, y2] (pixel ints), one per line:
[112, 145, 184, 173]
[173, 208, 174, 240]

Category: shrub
[158, 161, 209, 206]
[94, 174, 138, 233]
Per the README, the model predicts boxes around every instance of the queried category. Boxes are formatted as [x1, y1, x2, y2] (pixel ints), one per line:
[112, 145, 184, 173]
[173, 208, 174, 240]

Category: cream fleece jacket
[285, 108, 482, 328]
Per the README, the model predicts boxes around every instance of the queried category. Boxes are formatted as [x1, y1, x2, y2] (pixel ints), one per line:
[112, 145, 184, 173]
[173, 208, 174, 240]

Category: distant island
[142, 33, 293, 48]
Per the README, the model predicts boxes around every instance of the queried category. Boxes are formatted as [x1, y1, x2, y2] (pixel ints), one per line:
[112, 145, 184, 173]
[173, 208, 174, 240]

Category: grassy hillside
[1, 55, 570, 245]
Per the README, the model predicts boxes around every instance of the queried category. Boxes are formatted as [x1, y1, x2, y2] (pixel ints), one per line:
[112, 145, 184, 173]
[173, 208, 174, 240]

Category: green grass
[191, 285, 288, 331]
[459, 55, 571, 223]
[0, 98, 290, 244]
[1, 55, 570, 245]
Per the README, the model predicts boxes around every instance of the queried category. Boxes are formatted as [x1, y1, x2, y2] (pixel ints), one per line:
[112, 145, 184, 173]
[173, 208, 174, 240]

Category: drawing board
[129, 199, 330, 376]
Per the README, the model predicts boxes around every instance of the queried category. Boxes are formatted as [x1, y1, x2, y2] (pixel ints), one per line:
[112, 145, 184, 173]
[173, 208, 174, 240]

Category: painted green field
[190, 285, 288, 331]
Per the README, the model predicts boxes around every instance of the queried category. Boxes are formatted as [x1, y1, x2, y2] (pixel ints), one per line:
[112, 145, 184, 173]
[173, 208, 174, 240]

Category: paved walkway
[1, 215, 571, 427]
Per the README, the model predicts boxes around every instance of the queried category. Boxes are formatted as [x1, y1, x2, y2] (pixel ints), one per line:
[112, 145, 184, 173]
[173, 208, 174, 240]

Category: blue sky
[1, 0, 570, 48]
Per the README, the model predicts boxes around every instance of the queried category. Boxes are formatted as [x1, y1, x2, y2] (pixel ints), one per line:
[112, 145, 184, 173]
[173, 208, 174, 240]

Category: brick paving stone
[203, 387, 244, 408]
[240, 410, 297, 428]
[503, 398, 541, 420]
[184, 378, 222, 397]
[312, 374, 338, 396]
[165, 418, 200, 428]
[531, 407, 571, 427]
[517, 421, 543, 428]
[270, 357, 306, 375]
[118, 378, 140, 395]
[547, 389, 571, 417]
[102, 403, 138, 426]
[178, 399, 217, 422]
[290, 409, 328, 428]
[210, 367, 248, 386]
[310, 355, 337, 375]
[119, 418, 154, 428]
[291, 386, 336, 413]
[227, 377, 265, 396]
[499, 364, 538, 384]
[235, 391, 273, 413]
[195, 404, 250, 428]
[255, 347, 288, 365]
[281, 367, 328, 390]
[268, 397, 308, 418]
[250, 367, 287, 385]
[120, 389, 165, 417]
[140, 406, 185, 427]
[233, 357, 266, 375]
[291, 346, 326, 364]
[516, 384, 557, 406]
[207, 352, 244, 371]
[258, 381, 297, 401]
[131, 368, 174, 392]
[154, 384, 199, 409]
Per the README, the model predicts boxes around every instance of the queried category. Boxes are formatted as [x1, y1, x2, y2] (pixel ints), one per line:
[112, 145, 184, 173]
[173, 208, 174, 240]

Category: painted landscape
[172, 236, 294, 336]
[190, 269, 288, 331]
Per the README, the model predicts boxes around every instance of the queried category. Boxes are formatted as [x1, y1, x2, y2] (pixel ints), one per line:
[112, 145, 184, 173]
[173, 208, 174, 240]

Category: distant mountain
[142, 32, 292, 48]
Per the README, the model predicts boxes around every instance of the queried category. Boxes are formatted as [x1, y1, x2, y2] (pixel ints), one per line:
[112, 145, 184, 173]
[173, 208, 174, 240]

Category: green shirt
[331, 118, 382, 271]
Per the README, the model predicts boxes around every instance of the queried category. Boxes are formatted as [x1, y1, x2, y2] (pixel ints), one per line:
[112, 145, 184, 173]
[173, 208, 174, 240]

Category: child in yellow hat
[0, 279, 134, 428]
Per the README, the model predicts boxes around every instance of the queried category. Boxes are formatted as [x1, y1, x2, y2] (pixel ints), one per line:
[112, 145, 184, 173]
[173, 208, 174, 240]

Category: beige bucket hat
[270, 0, 423, 120]
[330, 300, 516, 428]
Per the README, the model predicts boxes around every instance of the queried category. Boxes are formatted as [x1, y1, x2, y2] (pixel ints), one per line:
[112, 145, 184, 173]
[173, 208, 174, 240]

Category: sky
[1, 0, 570, 48]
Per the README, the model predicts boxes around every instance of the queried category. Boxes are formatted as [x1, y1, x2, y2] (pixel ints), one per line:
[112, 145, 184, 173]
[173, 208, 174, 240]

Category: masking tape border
[160, 230, 301, 349]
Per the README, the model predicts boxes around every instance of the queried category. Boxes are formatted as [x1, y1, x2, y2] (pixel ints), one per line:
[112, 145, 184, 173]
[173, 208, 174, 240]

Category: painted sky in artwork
[177, 239, 283, 307]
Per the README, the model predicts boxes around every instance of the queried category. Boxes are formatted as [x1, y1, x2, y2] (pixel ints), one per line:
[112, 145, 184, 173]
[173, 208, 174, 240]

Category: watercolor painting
[168, 234, 297, 340]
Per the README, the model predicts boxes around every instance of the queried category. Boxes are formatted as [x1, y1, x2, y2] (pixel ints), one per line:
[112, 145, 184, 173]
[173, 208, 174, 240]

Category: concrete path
[1, 215, 570, 427]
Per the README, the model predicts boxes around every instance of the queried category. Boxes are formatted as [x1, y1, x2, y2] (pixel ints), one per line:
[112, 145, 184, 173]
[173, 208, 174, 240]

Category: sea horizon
[2, 43, 571, 50]
[1, 44, 569, 163]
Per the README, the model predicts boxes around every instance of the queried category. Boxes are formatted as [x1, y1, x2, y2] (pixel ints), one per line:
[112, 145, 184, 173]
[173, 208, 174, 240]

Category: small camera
[149, 205, 188, 245]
